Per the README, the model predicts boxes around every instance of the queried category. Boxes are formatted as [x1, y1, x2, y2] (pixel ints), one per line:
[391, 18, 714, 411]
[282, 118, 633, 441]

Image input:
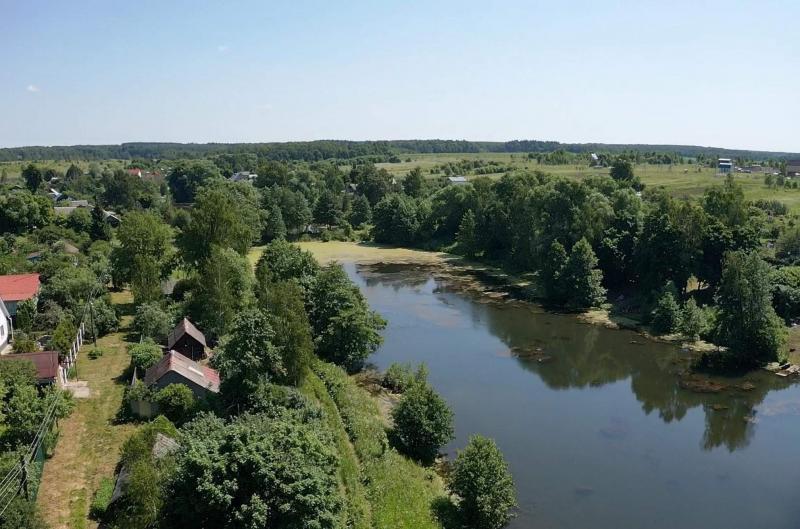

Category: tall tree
[715, 251, 786, 366]
[457, 209, 478, 258]
[313, 190, 343, 226]
[348, 194, 372, 228]
[562, 238, 606, 309]
[22, 164, 43, 192]
[166, 160, 221, 203]
[179, 181, 261, 264]
[403, 167, 425, 197]
[113, 211, 174, 303]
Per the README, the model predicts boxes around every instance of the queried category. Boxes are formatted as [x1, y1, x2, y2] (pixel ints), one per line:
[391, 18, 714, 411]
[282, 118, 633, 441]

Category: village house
[0, 297, 12, 352]
[447, 175, 468, 185]
[0, 351, 60, 384]
[167, 318, 207, 361]
[230, 171, 257, 183]
[787, 160, 800, 177]
[144, 350, 220, 399]
[0, 273, 40, 316]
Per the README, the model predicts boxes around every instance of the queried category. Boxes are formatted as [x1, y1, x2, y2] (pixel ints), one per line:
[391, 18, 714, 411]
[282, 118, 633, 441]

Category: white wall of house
[0, 304, 10, 352]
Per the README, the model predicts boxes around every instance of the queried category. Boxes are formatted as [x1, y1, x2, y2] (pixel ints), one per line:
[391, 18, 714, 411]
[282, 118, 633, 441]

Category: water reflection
[358, 262, 794, 452]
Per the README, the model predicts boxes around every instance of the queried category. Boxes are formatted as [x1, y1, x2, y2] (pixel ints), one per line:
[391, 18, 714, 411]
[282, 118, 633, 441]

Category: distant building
[0, 351, 59, 385]
[0, 273, 40, 316]
[126, 168, 143, 178]
[144, 350, 220, 398]
[47, 188, 63, 201]
[787, 160, 800, 177]
[230, 171, 257, 183]
[103, 210, 122, 227]
[718, 158, 733, 174]
[447, 176, 468, 185]
[167, 318, 207, 361]
[0, 298, 12, 352]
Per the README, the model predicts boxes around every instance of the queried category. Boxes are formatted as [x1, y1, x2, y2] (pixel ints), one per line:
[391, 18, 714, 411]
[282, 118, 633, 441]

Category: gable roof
[0, 351, 59, 382]
[0, 274, 40, 302]
[143, 350, 220, 393]
[167, 318, 207, 349]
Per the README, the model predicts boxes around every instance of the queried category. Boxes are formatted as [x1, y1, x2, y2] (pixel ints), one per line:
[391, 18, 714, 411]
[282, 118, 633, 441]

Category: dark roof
[144, 350, 220, 393]
[0, 351, 59, 381]
[167, 318, 207, 349]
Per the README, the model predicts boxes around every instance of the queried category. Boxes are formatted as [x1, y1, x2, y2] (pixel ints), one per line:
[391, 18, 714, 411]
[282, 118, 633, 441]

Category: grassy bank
[308, 361, 448, 529]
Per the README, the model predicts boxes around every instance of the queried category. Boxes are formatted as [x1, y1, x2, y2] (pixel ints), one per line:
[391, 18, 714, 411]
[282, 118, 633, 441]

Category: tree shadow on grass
[431, 496, 462, 529]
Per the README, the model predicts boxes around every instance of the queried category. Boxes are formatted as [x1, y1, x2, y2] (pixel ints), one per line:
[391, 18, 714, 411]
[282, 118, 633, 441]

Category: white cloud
[26, 84, 40, 93]
[217, 44, 230, 53]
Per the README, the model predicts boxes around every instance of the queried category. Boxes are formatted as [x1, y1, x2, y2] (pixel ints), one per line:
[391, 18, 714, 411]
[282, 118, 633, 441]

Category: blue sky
[1, 0, 798, 151]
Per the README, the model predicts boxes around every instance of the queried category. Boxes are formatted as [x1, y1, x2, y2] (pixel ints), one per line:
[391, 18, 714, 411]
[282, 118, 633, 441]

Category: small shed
[447, 176, 468, 185]
[0, 351, 59, 385]
[144, 350, 220, 399]
[167, 318, 207, 361]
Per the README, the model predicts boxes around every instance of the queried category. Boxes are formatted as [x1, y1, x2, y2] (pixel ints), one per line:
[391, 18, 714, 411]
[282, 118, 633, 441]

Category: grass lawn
[37, 290, 140, 529]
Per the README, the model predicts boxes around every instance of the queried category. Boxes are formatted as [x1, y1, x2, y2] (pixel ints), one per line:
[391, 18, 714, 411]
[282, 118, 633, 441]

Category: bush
[12, 332, 37, 354]
[390, 378, 454, 464]
[89, 476, 115, 520]
[154, 384, 196, 425]
[128, 340, 163, 371]
[651, 290, 680, 334]
[132, 302, 173, 342]
[87, 347, 105, 360]
[679, 299, 707, 340]
[87, 297, 119, 337]
[449, 436, 516, 529]
[382, 362, 427, 393]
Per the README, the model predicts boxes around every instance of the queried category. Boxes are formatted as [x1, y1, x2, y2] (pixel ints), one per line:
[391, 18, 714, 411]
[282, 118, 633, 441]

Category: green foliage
[12, 332, 37, 354]
[213, 309, 284, 406]
[167, 160, 222, 203]
[112, 211, 174, 304]
[262, 202, 287, 242]
[186, 245, 254, 339]
[87, 347, 105, 360]
[314, 190, 343, 226]
[771, 266, 800, 322]
[258, 280, 314, 385]
[372, 193, 420, 245]
[90, 204, 112, 242]
[132, 301, 174, 342]
[14, 299, 36, 334]
[390, 375, 454, 464]
[651, 289, 681, 334]
[179, 181, 261, 263]
[348, 194, 372, 228]
[457, 209, 478, 257]
[263, 186, 312, 235]
[0, 497, 48, 529]
[351, 163, 393, 205]
[87, 297, 119, 337]
[679, 298, 707, 340]
[22, 163, 43, 192]
[715, 251, 786, 366]
[154, 384, 197, 425]
[128, 340, 163, 371]
[89, 476, 115, 520]
[0, 189, 54, 234]
[449, 436, 517, 529]
[610, 159, 635, 183]
[403, 167, 425, 198]
[255, 238, 320, 292]
[164, 412, 343, 529]
[382, 362, 427, 393]
[542, 239, 605, 309]
[52, 317, 76, 356]
[308, 264, 386, 371]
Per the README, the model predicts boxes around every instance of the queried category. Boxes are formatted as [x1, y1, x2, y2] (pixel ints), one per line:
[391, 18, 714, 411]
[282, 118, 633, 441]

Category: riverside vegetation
[3, 142, 800, 527]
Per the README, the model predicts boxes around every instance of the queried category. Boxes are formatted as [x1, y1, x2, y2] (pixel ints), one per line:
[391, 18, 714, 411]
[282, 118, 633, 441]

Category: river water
[345, 262, 800, 529]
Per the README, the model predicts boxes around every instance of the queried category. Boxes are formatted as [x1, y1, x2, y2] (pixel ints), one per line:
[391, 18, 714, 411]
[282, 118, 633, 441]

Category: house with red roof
[0, 273, 40, 316]
[144, 350, 220, 399]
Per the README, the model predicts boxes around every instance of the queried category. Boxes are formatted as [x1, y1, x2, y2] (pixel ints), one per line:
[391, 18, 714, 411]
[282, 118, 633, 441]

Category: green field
[376, 153, 800, 212]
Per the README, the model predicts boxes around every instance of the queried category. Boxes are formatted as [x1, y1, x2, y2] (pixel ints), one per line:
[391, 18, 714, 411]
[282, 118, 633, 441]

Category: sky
[0, 0, 798, 151]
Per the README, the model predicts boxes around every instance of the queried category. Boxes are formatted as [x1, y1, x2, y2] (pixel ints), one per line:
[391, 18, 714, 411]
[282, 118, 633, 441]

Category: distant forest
[1, 139, 798, 162]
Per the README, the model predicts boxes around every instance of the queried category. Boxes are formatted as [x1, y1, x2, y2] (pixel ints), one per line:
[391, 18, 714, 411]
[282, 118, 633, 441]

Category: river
[345, 262, 800, 529]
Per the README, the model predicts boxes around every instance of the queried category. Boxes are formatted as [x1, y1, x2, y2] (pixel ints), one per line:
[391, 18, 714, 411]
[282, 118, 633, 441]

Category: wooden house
[167, 318, 207, 361]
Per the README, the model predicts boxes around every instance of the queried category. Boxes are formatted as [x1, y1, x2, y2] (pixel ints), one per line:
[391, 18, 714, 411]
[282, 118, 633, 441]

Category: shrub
[87, 347, 105, 360]
[679, 299, 706, 340]
[12, 332, 37, 354]
[390, 378, 454, 464]
[449, 436, 516, 529]
[382, 362, 427, 393]
[89, 477, 115, 520]
[128, 340, 163, 371]
[651, 291, 680, 334]
[132, 301, 173, 342]
[87, 297, 119, 337]
[154, 384, 196, 425]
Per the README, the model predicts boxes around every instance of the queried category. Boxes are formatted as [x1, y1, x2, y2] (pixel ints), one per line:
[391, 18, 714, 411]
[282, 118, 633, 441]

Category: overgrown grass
[313, 361, 448, 529]
[301, 371, 371, 529]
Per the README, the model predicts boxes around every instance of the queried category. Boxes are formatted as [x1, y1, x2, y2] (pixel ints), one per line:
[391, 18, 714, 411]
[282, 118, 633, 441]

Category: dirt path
[37, 291, 139, 529]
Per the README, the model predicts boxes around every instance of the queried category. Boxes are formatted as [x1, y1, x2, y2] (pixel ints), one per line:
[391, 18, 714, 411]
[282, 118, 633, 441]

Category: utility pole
[19, 455, 29, 501]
